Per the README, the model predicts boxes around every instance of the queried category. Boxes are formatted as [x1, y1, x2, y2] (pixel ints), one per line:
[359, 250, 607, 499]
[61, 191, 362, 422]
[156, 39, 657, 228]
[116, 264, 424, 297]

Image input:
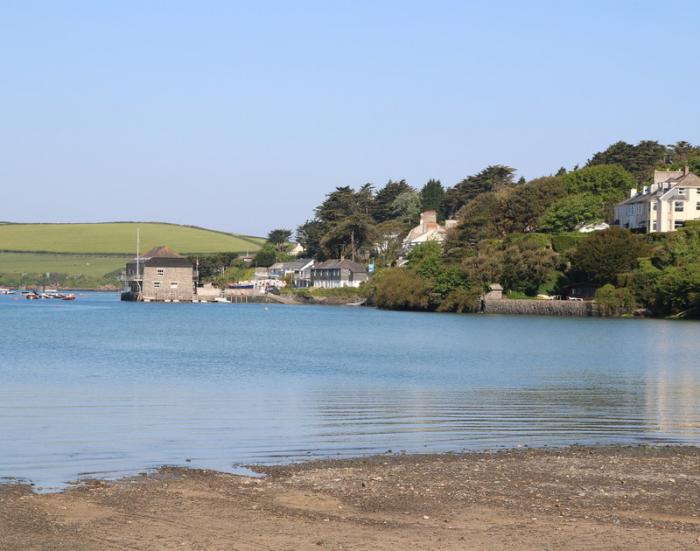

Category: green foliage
[371, 268, 434, 311]
[372, 180, 414, 223]
[587, 140, 668, 184]
[407, 241, 444, 278]
[594, 284, 635, 316]
[443, 165, 516, 216]
[253, 245, 277, 267]
[189, 252, 240, 279]
[391, 191, 422, 225]
[267, 228, 292, 249]
[551, 232, 585, 253]
[568, 228, 645, 285]
[561, 165, 635, 201]
[420, 179, 446, 215]
[436, 287, 481, 313]
[538, 193, 605, 233]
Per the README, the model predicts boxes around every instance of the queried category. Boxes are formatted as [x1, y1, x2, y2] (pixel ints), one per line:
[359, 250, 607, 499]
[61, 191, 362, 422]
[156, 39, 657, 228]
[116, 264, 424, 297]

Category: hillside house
[121, 246, 195, 302]
[402, 210, 457, 252]
[614, 167, 700, 233]
[311, 259, 368, 288]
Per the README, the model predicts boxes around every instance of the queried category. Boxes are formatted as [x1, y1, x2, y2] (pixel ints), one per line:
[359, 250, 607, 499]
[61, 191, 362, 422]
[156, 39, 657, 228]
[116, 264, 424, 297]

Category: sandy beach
[1, 445, 698, 550]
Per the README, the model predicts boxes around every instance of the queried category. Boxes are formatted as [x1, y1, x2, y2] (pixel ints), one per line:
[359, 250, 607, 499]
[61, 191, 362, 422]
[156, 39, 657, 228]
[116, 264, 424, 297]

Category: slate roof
[313, 259, 367, 273]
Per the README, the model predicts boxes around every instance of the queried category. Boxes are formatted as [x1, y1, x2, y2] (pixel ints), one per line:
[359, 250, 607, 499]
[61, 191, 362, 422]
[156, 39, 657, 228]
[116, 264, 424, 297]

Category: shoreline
[2, 445, 698, 549]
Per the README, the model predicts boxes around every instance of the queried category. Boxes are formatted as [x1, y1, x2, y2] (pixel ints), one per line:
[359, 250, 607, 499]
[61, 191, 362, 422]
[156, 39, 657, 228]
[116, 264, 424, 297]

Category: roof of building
[489, 283, 503, 291]
[127, 245, 192, 269]
[618, 170, 700, 206]
[313, 259, 367, 273]
[270, 258, 314, 271]
[141, 245, 184, 259]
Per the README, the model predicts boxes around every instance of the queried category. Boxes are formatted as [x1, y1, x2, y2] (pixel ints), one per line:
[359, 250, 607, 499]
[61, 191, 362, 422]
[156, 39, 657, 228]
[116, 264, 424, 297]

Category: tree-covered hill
[297, 139, 700, 318]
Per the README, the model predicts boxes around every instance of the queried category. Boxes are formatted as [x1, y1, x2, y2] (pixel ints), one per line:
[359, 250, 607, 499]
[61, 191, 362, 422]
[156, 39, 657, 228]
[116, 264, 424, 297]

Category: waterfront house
[269, 258, 314, 287]
[121, 246, 195, 302]
[402, 210, 457, 252]
[614, 167, 700, 233]
[311, 259, 368, 288]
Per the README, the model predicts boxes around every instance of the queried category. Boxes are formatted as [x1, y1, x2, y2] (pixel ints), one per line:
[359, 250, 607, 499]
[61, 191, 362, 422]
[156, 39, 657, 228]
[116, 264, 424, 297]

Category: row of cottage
[121, 210, 451, 302]
[121, 248, 371, 302]
[123, 169, 700, 302]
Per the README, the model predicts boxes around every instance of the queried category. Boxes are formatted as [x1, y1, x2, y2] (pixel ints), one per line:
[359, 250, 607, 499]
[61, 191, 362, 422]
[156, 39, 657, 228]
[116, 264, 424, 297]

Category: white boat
[0, 288, 15, 295]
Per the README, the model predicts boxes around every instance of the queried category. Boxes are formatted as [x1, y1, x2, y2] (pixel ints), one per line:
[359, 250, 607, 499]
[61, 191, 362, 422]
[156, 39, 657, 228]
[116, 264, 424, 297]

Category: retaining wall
[484, 299, 600, 317]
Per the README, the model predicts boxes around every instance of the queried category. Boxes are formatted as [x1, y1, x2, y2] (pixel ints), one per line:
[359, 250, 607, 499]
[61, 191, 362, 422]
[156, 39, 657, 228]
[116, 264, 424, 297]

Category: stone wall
[484, 299, 600, 317]
[142, 266, 194, 301]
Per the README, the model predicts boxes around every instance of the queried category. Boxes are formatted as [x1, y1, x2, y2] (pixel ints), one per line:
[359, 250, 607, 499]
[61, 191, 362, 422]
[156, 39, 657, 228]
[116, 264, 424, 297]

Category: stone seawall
[484, 299, 600, 317]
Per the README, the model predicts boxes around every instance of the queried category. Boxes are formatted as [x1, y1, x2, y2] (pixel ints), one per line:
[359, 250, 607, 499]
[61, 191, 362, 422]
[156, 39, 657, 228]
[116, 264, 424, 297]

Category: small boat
[62, 294, 76, 301]
[25, 292, 40, 300]
[0, 288, 15, 295]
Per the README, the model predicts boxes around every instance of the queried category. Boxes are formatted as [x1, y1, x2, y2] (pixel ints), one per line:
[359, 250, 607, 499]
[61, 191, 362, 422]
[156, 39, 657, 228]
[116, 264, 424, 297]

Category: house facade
[311, 259, 368, 288]
[122, 246, 195, 302]
[402, 210, 457, 252]
[269, 258, 314, 287]
[614, 167, 700, 233]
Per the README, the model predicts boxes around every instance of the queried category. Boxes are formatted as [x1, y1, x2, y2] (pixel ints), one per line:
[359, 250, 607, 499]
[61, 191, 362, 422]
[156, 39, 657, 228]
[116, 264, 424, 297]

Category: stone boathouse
[121, 246, 196, 302]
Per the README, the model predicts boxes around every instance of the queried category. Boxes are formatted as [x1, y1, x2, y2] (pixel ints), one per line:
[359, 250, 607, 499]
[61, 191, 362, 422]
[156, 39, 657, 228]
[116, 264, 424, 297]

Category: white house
[402, 210, 457, 251]
[311, 259, 368, 288]
[614, 167, 700, 233]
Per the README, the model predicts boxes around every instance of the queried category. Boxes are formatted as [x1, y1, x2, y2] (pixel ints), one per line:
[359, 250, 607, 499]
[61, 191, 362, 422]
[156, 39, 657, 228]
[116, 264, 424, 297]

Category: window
[153, 281, 161, 289]
[652, 222, 657, 231]
[696, 201, 700, 211]
[674, 201, 684, 212]
[652, 203, 657, 211]
[678, 188, 686, 195]
[170, 282, 178, 289]
[157, 268, 165, 276]
[674, 221, 684, 229]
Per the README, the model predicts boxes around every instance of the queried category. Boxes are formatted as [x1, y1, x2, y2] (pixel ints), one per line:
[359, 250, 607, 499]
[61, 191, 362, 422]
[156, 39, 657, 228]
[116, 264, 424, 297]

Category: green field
[0, 252, 128, 277]
[0, 222, 264, 254]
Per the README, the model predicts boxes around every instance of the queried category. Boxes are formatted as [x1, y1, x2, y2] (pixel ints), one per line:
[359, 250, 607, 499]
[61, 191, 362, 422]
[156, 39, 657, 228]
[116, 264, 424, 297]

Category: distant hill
[0, 222, 266, 288]
[0, 222, 265, 254]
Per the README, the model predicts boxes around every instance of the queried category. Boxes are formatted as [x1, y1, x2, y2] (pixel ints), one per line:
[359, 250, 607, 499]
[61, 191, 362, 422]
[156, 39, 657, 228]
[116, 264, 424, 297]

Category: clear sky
[1, 1, 698, 236]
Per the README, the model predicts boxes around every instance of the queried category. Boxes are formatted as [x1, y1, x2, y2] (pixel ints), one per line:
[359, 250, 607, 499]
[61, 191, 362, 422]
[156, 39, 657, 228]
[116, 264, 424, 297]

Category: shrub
[594, 284, 635, 316]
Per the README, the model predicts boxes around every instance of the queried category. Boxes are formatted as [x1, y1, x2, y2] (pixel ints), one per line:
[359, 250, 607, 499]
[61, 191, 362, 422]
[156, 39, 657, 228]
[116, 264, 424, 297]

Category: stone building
[614, 167, 700, 233]
[121, 246, 195, 302]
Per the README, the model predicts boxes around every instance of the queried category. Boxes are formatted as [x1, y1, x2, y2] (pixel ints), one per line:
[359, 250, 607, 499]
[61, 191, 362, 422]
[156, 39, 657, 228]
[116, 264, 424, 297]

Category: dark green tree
[443, 165, 516, 216]
[267, 228, 292, 251]
[568, 228, 645, 286]
[372, 180, 414, 223]
[420, 179, 445, 214]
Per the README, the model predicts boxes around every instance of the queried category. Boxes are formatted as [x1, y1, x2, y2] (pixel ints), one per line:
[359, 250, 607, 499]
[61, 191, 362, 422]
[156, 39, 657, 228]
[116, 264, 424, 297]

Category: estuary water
[1, 292, 699, 490]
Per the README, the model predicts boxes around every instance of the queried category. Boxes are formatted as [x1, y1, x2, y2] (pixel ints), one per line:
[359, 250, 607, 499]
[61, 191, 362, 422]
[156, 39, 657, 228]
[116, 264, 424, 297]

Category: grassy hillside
[0, 222, 264, 254]
[0, 252, 128, 277]
[0, 222, 266, 288]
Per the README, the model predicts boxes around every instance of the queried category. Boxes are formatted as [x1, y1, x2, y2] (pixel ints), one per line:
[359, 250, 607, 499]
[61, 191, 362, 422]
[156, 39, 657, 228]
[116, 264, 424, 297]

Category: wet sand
[1, 445, 698, 550]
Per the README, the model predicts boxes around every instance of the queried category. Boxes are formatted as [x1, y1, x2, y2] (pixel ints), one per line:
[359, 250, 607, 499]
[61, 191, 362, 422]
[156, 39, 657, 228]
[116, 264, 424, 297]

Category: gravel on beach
[1, 445, 698, 550]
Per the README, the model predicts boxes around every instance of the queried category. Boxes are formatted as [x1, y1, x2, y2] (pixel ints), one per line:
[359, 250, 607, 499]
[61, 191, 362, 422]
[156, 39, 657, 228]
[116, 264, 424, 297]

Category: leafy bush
[594, 284, 635, 316]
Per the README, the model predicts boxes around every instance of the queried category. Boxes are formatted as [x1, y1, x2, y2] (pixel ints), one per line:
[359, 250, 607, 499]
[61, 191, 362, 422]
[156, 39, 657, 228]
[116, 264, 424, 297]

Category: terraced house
[614, 167, 700, 233]
[121, 246, 195, 302]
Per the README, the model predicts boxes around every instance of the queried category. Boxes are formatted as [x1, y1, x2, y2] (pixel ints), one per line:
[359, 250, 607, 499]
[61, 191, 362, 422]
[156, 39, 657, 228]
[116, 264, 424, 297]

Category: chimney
[684, 163, 689, 176]
[420, 210, 437, 231]
[629, 188, 638, 198]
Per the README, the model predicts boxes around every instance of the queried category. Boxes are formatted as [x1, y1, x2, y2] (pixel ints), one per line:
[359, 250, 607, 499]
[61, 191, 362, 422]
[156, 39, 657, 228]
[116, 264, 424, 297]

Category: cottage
[121, 246, 195, 302]
[311, 259, 368, 289]
[268, 258, 315, 287]
[614, 167, 700, 233]
[402, 210, 457, 252]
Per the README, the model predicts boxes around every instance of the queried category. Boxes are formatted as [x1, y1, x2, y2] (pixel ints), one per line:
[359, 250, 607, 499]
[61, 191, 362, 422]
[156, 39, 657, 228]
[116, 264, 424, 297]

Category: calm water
[1, 292, 699, 490]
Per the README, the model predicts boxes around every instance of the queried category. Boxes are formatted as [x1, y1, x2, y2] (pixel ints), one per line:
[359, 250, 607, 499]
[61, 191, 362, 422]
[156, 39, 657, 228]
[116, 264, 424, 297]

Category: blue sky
[1, 1, 698, 236]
